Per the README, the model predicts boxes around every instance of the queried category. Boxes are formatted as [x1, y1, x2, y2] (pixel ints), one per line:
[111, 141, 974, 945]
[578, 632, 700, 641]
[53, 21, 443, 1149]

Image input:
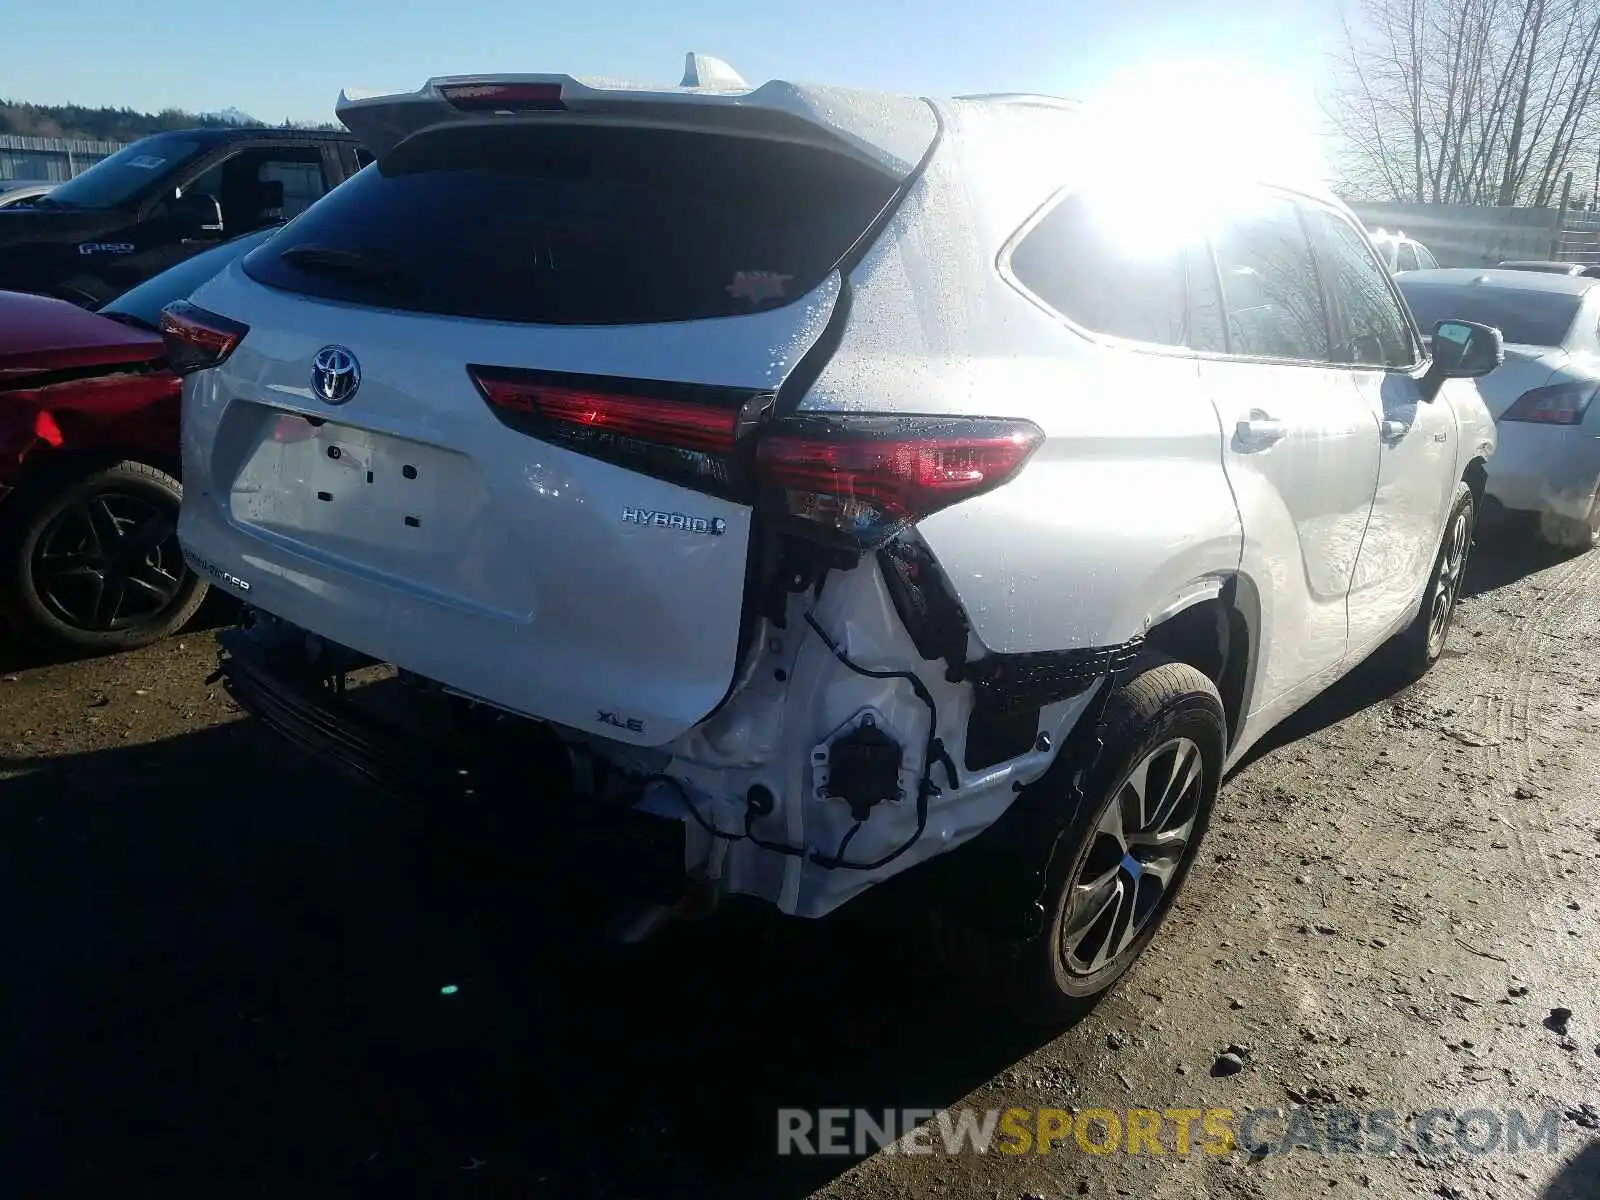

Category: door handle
[1381, 419, 1409, 443]
[1234, 415, 1287, 452]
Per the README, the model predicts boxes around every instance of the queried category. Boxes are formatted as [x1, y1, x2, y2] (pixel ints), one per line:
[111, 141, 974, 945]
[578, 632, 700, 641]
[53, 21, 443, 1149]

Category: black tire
[1391, 483, 1474, 678]
[948, 658, 1225, 1024]
[1, 460, 208, 651]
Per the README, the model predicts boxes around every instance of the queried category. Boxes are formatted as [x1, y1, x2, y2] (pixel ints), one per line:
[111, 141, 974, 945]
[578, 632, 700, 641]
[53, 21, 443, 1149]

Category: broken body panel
[184, 83, 1256, 920]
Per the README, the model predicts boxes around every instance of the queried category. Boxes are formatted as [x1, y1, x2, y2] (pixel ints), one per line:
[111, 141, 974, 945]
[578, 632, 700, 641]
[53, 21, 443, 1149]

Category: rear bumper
[214, 617, 690, 903]
[1485, 422, 1600, 521]
[215, 620, 450, 799]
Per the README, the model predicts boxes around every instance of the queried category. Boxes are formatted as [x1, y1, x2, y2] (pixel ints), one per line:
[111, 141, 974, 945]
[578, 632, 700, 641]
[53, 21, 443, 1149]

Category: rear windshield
[1397, 282, 1583, 347]
[243, 125, 900, 325]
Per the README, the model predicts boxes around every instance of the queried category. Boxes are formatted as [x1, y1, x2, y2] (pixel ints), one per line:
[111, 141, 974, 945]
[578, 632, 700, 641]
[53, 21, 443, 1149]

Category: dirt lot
[1, 534, 1597, 1198]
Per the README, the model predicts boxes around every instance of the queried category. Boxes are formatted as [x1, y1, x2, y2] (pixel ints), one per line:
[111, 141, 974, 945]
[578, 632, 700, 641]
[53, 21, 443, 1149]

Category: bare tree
[1327, 0, 1600, 205]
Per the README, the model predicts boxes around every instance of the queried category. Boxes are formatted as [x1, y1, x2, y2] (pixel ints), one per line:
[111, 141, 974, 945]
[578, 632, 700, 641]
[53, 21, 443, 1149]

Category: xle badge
[622, 508, 727, 536]
[598, 711, 645, 733]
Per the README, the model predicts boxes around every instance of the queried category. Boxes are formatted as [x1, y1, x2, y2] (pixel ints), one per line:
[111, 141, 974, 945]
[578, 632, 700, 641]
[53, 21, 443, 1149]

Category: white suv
[168, 58, 1500, 1019]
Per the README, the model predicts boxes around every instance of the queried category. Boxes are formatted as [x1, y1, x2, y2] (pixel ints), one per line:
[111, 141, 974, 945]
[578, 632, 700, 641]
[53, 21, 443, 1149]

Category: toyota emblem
[311, 345, 360, 404]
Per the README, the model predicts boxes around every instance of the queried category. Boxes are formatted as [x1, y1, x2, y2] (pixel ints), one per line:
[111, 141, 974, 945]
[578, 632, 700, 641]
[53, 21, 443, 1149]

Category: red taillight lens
[159, 301, 249, 377]
[1500, 381, 1598, 426]
[469, 366, 764, 497]
[476, 378, 738, 454]
[439, 82, 566, 112]
[757, 415, 1044, 550]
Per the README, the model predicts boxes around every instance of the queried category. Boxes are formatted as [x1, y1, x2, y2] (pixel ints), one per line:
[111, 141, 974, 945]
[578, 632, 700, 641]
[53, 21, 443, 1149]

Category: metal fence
[1556, 209, 1600, 264]
[0, 134, 127, 182]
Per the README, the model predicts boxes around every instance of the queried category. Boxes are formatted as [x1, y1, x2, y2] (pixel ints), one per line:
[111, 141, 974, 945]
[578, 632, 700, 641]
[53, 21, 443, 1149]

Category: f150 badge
[622, 507, 726, 536]
[78, 242, 135, 255]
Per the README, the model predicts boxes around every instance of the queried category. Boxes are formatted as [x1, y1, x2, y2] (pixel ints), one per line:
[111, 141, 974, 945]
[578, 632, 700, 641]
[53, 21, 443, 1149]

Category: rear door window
[183, 147, 328, 232]
[1008, 191, 1225, 350]
[1395, 243, 1419, 272]
[1414, 244, 1439, 270]
[244, 125, 900, 325]
[1210, 193, 1332, 362]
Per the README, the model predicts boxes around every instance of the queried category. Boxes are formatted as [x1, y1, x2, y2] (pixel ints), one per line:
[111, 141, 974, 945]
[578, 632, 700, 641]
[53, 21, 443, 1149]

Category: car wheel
[953, 659, 1225, 1024]
[1535, 493, 1600, 553]
[1, 460, 208, 651]
[1392, 484, 1474, 678]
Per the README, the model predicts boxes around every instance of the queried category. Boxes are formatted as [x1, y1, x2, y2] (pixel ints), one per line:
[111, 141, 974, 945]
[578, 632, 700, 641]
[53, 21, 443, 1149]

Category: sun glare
[1064, 58, 1328, 258]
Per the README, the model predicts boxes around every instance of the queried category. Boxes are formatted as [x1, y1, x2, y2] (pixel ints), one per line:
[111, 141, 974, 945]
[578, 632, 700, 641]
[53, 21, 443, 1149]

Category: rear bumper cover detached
[213, 619, 446, 799]
[213, 617, 691, 904]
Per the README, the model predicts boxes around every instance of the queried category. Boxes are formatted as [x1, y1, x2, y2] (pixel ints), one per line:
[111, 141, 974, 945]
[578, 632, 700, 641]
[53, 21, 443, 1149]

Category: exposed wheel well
[1144, 586, 1250, 748]
[1463, 457, 1487, 505]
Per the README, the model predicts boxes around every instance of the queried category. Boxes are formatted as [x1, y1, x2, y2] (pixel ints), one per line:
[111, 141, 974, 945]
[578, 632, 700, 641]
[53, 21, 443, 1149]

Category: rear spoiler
[336, 54, 938, 178]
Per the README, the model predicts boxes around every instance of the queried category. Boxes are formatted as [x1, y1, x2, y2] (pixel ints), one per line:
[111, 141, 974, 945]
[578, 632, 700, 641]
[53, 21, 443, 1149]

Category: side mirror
[1423, 319, 1503, 395]
[166, 191, 224, 240]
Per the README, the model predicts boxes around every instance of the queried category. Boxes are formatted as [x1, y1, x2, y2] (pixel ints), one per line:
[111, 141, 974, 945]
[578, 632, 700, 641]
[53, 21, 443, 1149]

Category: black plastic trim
[215, 625, 456, 800]
[967, 637, 1144, 717]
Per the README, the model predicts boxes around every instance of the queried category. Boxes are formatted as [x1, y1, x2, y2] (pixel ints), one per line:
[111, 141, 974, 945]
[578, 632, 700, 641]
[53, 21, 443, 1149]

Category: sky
[7, 0, 1346, 131]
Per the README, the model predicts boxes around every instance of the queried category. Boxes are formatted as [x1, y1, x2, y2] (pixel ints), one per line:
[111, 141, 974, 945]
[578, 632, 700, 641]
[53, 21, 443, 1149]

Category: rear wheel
[1, 461, 208, 651]
[943, 659, 1225, 1024]
[1391, 484, 1474, 678]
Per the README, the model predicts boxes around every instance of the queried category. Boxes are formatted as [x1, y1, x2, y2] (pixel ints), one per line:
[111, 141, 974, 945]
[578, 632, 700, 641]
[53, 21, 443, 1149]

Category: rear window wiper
[277, 244, 418, 294]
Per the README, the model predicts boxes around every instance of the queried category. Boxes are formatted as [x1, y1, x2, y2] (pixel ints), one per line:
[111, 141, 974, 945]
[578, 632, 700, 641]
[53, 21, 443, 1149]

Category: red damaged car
[0, 229, 274, 650]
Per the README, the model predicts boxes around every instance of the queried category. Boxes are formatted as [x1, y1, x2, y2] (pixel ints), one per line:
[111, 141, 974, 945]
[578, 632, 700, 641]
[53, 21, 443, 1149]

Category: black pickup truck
[0, 127, 368, 306]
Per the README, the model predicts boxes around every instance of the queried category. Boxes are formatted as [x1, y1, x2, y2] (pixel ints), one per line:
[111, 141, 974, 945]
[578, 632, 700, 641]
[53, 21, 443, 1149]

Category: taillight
[1500, 381, 1598, 426]
[159, 301, 249, 376]
[756, 415, 1044, 551]
[469, 366, 768, 498]
[439, 82, 566, 112]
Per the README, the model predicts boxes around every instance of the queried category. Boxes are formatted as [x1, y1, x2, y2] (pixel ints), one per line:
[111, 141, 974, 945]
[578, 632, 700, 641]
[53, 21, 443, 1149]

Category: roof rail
[954, 92, 1082, 110]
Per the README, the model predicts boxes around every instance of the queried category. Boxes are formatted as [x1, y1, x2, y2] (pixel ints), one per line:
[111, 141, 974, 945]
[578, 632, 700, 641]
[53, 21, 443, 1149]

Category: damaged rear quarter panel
[803, 98, 1243, 655]
[915, 359, 1243, 652]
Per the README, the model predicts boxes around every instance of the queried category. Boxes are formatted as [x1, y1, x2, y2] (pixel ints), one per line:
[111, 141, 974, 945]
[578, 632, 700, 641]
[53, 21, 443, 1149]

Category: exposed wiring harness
[803, 611, 959, 869]
[642, 613, 960, 872]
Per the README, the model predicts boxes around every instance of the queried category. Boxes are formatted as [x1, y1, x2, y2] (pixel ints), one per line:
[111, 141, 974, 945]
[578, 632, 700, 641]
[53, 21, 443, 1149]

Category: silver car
[167, 57, 1500, 1019]
[1399, 269, 1600, 549]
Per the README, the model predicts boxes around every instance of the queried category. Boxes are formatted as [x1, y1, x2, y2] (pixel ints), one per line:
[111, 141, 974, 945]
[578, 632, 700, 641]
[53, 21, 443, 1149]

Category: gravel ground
[0, 534, 1596, 1198]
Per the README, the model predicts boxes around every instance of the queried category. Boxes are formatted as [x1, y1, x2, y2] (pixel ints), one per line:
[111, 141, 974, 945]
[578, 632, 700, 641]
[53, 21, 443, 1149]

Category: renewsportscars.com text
[777, 1105, 1567, 1158]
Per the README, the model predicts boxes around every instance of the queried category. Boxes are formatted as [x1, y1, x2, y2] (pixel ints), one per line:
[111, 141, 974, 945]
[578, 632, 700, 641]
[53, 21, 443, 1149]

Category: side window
[1395, 242, 1419, 273]
[1210, 193, 1331, 362]
[180, 160, 225, 203]
[178, 148, 328, 232]
[1301, 208, 1418, 369]
[354, 147, 375, 169]
[1415, 244, 1439, 270]
[1008, 191, 1215, 349]
[253, 150, 328, 220]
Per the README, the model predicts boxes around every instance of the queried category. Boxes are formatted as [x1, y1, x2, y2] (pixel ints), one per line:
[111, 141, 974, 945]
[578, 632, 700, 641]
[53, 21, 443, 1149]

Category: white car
[1398, 269, 1600, 550]
[1370, 228, 1440, 273]
[166, 57, 1500, 1020]
[0, 180, 55, 209]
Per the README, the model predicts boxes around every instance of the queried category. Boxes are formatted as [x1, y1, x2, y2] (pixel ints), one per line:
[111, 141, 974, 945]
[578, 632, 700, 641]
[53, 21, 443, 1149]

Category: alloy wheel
[1427, 505, 1471, 658]
[1059, 736, 1204, 978]
[31, 491, 185, 633]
